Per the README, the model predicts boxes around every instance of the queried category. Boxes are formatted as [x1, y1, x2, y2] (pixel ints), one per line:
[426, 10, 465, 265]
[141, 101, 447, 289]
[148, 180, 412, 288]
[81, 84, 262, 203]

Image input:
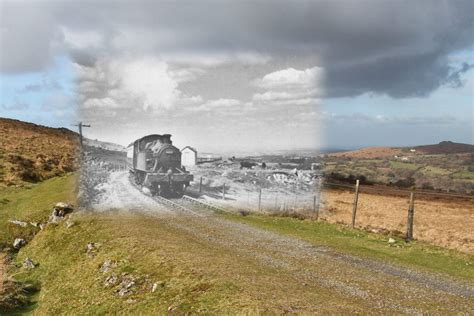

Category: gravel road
[93, 171, 474, 314]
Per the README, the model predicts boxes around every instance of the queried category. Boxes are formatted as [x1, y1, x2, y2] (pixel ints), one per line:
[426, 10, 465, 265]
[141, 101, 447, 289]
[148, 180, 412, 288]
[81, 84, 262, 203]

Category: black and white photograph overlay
[1, 1, 473, 314]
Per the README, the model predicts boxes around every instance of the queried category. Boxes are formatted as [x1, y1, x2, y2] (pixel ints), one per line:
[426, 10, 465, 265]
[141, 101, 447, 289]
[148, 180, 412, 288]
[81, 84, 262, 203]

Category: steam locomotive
[126, 134, 193, 197]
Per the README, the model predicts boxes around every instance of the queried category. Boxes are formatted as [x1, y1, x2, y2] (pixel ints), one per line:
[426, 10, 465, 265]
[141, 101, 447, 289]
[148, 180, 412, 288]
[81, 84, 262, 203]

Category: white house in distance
[181, 146, 197, 166]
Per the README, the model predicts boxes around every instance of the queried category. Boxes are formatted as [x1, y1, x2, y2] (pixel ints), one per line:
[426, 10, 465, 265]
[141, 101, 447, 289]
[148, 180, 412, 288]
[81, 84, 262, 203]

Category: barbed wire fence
[196, 174, 473, 241]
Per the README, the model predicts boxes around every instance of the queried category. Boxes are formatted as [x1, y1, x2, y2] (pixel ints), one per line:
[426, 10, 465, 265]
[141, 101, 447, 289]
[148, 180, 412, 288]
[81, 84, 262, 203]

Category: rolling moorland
[0, 118, 79, 187]
[0, 119, 473, 313]
[322, 141, 474, 194]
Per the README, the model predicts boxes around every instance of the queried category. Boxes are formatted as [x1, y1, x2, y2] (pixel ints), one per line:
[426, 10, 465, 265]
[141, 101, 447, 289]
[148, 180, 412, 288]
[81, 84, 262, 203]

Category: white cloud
[169, 67, 206, 83]
[76, 57, 205, 112]
[161, 52, 271, 67]
[111, 58, 179, 110]
[252, 66, 325, 106]
[83, 97, 120, 109]
[188, 98, 241, 112]
[204, 98, 240, 108]
[255, 67, 323, 90]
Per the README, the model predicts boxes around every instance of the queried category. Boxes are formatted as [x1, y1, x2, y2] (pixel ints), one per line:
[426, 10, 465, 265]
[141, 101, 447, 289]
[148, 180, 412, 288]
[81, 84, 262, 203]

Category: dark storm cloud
[1, 0, 473, 98]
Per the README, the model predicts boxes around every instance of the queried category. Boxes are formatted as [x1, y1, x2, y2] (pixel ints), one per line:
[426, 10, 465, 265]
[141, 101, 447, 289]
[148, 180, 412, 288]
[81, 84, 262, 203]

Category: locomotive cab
[127, 134, 193, 197]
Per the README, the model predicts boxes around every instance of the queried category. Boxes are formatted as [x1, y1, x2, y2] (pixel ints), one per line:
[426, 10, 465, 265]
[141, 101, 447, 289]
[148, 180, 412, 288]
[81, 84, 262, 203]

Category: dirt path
[91, 171, 474, 313]
[93, 172, 171, 214]
[156, 215, 473, 314]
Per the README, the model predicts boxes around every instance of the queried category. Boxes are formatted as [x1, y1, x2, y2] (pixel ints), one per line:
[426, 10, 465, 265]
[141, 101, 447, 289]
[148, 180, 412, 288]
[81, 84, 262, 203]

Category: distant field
[420, 166, 451, 176]
[323, 151, 473, 193]
[389, 161, 420, 170]
[452, 170, 474, 180]
[322, 188, 474, 254]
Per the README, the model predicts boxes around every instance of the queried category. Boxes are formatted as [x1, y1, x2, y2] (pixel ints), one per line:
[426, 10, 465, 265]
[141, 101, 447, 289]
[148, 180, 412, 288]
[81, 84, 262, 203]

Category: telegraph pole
[73, 122, 91, 148]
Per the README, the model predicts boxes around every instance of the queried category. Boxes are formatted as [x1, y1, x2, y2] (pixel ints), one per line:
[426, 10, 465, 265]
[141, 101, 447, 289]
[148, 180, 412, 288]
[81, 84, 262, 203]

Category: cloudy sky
[1, 0, 473, 153]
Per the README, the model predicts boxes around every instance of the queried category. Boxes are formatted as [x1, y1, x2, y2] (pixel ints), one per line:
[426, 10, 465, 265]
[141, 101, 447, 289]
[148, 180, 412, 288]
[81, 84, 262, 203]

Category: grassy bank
[0, 173, 77, 245]
[11, 214, 251, 314]
[223, 213, 474, 281]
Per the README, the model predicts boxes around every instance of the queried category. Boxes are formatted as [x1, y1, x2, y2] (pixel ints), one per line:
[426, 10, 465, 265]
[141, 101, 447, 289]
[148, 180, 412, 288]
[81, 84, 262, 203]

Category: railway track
[153, 194, 230, 217]
[182, 195, 229, 213]
[153, 195, 204, 217]
[127, 172, 230, 216]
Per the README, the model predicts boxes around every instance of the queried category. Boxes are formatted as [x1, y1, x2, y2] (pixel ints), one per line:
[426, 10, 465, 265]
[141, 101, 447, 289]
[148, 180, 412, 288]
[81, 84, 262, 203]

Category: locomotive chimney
[162, 134, 172, 144]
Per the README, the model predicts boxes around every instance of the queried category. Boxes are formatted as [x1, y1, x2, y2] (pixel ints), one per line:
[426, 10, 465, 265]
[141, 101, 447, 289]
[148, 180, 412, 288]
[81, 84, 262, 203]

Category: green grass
[10, 214, 246, 315]
[360, 159, 383, 164]
[420, 166, 451, 176]
[452, 170, 474, 180]
[0, 173, 77, 244]
[389, 161, 421, 170]
[223, 213, 474, 281]
[0, 173, 251, 314]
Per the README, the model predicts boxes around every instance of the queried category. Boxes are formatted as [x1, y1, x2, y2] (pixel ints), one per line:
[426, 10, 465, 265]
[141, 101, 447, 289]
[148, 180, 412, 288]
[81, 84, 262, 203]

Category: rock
[86, 242, 96, 257]
[152, 281, 165, 291]
[49, 214, 63, 224]
[52, 202, 74, 217]
[54, 202, 74, 211]
[239, 210, 250, 216]
[13, 238, 26, 249]
[23, 257, 37, 269]
[29, 222, 39, 227]
[9, 220, 28, 227]
[66, 220, 75, 228]
[388, 238, 396, 244]
[104, 274, 119, 287]
[39, 223, 47, 230]
[117, 275, 136, 296]
[100, 259, 117, 273]
[86, 242, 100, 257]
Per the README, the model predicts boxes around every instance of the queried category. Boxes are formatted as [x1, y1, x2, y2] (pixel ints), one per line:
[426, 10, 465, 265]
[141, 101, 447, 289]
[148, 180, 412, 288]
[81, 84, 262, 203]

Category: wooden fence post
[351, 179, 360, 228]
[315, 178, 322, 220]
[199, 177, 203, 193]
[258, 188, 262, 212]
[313, 195, 318, 220]
[406, 189, 415, 241]
[222, 183, 226, 200]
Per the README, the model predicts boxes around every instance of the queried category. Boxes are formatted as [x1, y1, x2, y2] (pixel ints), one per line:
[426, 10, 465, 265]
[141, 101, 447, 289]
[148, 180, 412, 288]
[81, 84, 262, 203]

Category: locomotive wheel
[170, 183, 185, 198]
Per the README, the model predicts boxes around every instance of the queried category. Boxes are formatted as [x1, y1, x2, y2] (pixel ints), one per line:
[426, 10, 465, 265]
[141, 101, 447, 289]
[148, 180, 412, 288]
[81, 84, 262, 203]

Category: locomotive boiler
[126, 134, 193, 197]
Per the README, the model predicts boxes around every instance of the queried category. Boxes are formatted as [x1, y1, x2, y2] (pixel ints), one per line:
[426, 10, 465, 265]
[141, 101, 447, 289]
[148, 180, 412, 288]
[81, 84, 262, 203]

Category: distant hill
[329, 147, 403, 159]
[414, 141, 474, 155]
[329, 141, 473, 159]
[84, 138, 126, 152]
[0, 118, 79, 186]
